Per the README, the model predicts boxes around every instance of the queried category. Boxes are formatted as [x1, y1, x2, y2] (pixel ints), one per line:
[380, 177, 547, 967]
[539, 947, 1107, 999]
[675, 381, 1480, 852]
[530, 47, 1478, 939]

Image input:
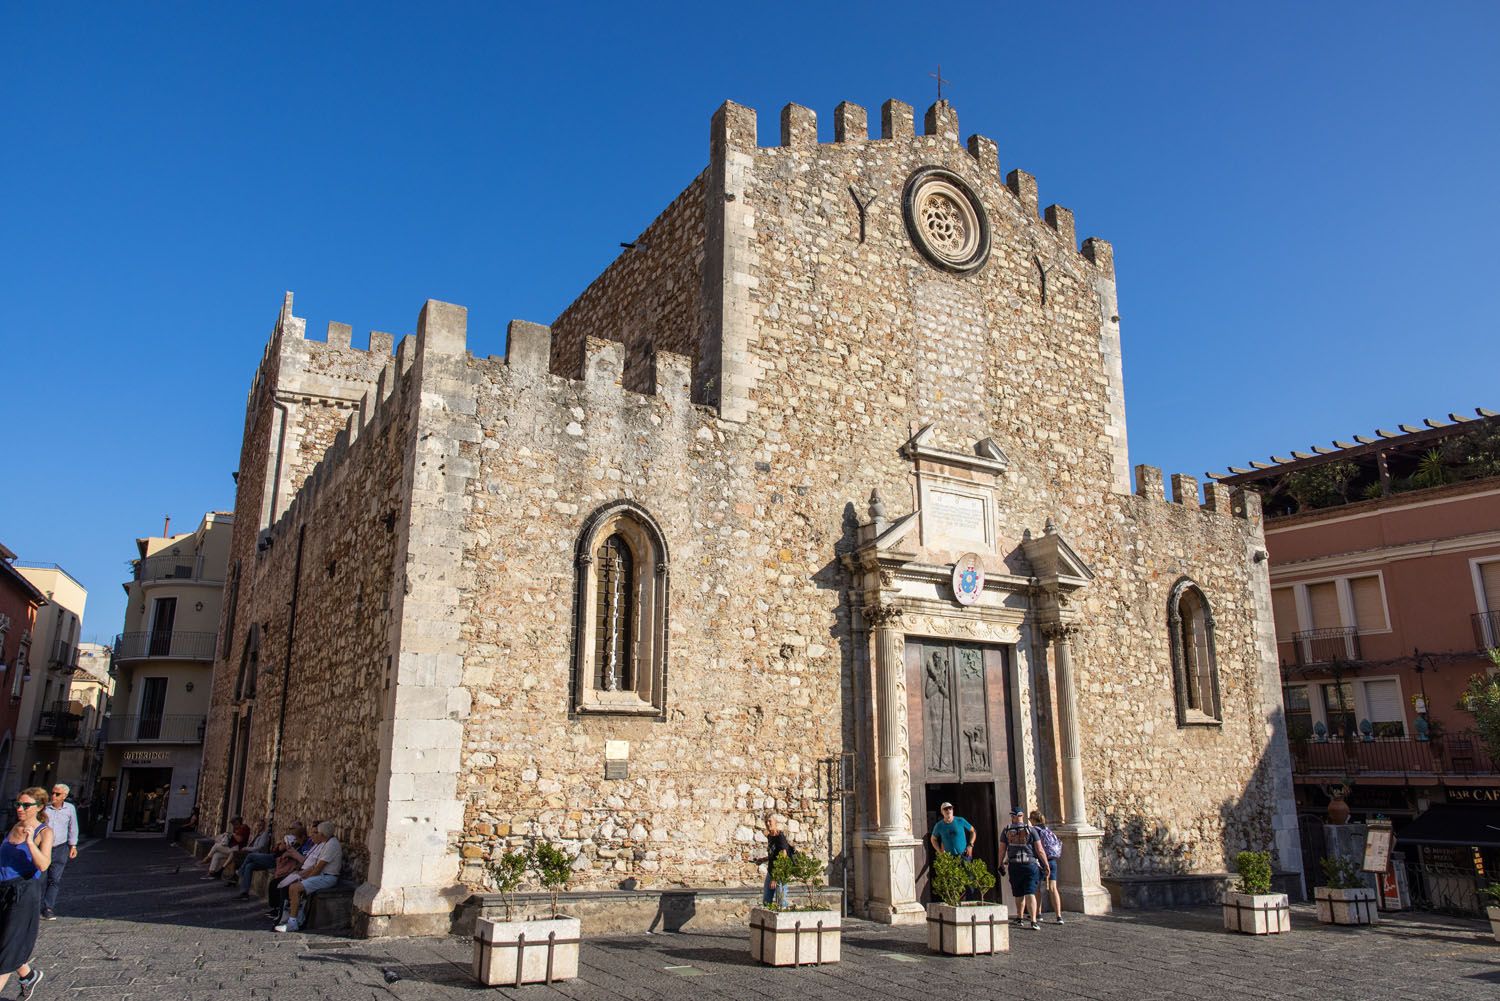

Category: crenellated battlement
[711, 97, 1110, 269]
[1133, 463, 1256, 522]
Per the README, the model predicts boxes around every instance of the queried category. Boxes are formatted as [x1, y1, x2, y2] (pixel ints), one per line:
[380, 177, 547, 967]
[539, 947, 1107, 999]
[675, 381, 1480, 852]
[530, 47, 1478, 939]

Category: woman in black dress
[0, 786, 54, 996]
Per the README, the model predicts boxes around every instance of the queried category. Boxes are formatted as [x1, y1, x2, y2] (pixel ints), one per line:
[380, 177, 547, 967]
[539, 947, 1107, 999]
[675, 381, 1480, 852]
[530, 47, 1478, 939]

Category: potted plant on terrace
[1483, 883, 1500, 944]
[925, 853, 1007, 956]
[473, 841, 582, 987]
[1222, 850, 1290, 935]
[1314, 856, 1378, 926]
[748, 853, 841, 966]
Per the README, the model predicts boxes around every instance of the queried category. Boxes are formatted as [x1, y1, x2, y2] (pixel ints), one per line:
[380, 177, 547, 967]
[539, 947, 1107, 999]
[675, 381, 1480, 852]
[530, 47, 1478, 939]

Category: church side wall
[549, 172, 707, 388]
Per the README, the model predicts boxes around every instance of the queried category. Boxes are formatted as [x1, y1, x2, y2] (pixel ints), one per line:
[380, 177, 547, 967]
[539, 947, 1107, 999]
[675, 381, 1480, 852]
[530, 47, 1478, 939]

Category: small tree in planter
[749, 852, 841, 966]
[1222, 850, 1290, 935]
[1314, 856, 1378, 926]
[473, 840, 582, 987]
[926, 853, 1007, 956]
[1483, 883, 1500, 944]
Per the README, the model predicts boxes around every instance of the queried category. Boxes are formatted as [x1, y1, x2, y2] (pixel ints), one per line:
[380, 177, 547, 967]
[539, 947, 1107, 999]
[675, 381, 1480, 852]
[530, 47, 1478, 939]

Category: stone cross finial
[929, 65, 950, 102]
[1044, 517, 1057, 534]
[869, 488, 886, 522]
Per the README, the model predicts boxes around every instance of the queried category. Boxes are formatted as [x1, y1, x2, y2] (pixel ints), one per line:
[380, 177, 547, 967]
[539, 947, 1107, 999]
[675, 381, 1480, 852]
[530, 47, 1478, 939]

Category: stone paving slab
[19, 839, 1499, 1000]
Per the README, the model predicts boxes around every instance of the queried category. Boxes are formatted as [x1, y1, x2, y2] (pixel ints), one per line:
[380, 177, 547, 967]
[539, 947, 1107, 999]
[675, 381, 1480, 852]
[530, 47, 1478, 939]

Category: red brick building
[0, 543, 47, 795]
[1215, 409, 1500, 910]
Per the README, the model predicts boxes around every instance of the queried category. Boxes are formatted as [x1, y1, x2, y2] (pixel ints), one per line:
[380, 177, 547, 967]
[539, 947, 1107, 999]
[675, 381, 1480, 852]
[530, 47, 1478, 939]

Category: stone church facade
[198, 96, 1301, 935]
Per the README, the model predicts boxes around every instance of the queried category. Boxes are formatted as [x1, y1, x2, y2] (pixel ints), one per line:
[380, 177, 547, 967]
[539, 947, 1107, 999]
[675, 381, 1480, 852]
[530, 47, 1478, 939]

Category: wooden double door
[904, 639, 1017, 901]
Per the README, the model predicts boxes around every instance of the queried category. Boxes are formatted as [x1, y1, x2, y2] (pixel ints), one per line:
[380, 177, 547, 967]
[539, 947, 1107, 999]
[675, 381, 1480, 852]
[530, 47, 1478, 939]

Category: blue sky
[3, 2, 1497, 641]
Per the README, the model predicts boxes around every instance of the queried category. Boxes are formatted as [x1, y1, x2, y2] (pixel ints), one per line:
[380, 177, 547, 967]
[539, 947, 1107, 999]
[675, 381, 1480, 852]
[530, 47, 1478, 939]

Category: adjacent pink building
[1215, 409, 1500, 909]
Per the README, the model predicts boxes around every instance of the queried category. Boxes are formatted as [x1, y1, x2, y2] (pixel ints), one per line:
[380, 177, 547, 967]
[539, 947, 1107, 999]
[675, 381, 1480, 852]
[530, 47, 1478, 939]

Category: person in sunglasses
[0, 788, 54, 997]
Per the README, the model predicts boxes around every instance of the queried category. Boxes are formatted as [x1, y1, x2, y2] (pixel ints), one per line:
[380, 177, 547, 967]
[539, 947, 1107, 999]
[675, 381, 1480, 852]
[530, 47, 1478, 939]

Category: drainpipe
[265, 525, 305, 830]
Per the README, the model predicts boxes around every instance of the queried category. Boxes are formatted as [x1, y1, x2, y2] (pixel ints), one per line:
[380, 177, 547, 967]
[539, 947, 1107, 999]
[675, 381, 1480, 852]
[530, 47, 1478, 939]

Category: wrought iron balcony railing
[112, 631, 217, 664]
[1473, 609, 1500, 650]
[1291, 626, 1362, 666]
[134, 553, 216, 584]
[34, 700, 82, 741]
[106, 714, 206, 744]
[1288, 731, 1496, 777]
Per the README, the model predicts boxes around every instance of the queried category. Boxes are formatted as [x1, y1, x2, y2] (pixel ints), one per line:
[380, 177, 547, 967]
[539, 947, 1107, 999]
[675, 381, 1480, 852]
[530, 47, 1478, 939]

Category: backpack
[1038, 825, 1063, 860]
[1003, 825, 1036, 865]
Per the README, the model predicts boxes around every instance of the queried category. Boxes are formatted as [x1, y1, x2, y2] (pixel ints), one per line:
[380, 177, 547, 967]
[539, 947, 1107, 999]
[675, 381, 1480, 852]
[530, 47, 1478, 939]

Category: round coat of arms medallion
[951, 552, 985, 607]
[902, 167, 991, 274]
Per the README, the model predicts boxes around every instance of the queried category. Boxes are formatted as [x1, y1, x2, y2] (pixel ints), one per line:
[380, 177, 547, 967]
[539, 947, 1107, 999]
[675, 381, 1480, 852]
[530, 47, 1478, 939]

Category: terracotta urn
[1327, 797, 1351, 824]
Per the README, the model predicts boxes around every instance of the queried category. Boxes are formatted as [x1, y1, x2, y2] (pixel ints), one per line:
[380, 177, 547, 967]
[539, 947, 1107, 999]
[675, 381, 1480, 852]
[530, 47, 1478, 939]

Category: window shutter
[1307, 581, 1341, 630]
[1481, 560, 1500, 612]
[1349, 576, 1387, 632]
[1271, 588, 1298, 642]
[1362, 678, 1402, 723]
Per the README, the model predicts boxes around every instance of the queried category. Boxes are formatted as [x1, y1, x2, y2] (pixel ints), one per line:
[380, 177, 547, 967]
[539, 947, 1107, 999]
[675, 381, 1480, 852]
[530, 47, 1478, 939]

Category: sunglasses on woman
[14, 802, 37, 809]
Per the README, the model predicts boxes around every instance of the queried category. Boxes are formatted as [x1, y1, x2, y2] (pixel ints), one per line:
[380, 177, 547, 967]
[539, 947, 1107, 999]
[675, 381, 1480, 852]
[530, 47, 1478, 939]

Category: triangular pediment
[1021, 523, 1095, 589]
[900, 423, 1009, 475]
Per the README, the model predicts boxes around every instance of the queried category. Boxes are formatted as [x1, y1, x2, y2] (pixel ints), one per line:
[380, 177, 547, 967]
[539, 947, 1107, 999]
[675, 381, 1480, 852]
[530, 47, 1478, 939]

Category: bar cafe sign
[1448, 787, 1500, 803]
[122, 750, 170, 763]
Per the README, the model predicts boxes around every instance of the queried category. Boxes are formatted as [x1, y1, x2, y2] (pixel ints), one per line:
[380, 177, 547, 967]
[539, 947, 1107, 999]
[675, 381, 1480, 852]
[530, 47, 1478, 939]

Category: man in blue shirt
[929, 802, 975, 859]
[43, 782, 80, 919]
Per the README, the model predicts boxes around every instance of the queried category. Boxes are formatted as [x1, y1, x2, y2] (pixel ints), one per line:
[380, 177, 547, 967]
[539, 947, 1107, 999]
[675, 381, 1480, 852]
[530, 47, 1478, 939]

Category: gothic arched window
[574, 503, 669, 715]
[1168, 579, 1222, 725]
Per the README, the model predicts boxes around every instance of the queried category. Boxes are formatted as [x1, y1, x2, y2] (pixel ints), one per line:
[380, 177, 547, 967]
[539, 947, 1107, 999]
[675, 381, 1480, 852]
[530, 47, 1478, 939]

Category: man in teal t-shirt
[929, 802, 975, 858]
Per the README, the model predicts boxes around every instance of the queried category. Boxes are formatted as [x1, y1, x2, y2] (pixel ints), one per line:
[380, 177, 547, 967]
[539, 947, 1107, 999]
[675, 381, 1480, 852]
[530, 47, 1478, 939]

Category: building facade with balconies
[10, 561, 88, 797]
[1215, 409, 1500, 906]
[0, 544, 49, 798]
[100, 512, 230, 835]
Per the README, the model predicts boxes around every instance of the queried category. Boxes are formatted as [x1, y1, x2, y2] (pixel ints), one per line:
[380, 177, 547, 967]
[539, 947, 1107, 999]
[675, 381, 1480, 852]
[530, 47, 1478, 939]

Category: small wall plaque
[604, 760, 629, 780]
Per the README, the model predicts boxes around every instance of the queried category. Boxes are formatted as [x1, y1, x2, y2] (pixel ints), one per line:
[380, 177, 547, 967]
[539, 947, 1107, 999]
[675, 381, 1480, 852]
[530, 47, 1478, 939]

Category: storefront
[108, 747, 200, 836]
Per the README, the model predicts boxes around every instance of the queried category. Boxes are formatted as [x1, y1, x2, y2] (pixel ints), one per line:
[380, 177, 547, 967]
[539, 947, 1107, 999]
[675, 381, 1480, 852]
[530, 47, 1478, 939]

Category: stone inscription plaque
[926, 489, 987, 546]
[604, 760, 629, 780]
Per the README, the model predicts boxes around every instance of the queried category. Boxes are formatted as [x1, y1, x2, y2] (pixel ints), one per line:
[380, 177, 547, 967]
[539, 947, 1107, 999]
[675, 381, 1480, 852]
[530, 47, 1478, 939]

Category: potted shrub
[1314, 856, 1378, 926]
[472, 841, 582, 987]
[1222, 850, 1290, 935]
[1484, 883, 1500, 944]
[925, 853, 1008, 956]
[748, 852, 841, 966]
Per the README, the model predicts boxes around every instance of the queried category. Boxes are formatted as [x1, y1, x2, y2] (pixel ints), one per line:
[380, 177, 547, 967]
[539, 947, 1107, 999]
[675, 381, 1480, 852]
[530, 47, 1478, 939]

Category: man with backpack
[1030, 809, 1066, 924]
[998, 807, 1050, 930]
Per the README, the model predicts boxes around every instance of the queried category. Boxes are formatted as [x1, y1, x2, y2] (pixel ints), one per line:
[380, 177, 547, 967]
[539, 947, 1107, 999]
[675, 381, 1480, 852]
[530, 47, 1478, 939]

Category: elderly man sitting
[202, 816, 250, 879]
[274, 821, 342, 933]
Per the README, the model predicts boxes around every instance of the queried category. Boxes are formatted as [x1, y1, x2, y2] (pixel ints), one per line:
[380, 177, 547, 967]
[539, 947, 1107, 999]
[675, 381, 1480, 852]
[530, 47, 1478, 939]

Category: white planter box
[1314, 886, 1379, 926]
[926, 901, 1009, 955]
[748, 907, 841, 966]
[1222, 891, 1291, 935]
[472, 915, 581, 986]
[1488, 905, 1500, 944]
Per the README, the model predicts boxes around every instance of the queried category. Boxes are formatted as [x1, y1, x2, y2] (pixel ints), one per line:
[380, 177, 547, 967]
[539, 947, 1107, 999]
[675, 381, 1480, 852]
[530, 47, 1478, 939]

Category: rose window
[902, 168, 990, 274]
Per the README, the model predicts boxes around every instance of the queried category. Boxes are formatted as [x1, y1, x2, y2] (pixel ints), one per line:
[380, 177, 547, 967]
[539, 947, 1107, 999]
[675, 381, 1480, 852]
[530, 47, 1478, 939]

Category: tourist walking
[929, 802, 977, 901]
[1030, 809, 1065, 924]
[0, 788, 54, 997]
[999, 807, 1049, 930]
[41, 783, 79, 920]
[752, 815, 795, 908]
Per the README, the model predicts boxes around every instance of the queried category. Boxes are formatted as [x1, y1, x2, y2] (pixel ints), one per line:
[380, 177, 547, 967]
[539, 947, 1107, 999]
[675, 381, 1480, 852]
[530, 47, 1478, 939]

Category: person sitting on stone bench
[274, 821, 342, 933]
[201, 816, 250, 880]
[255, 821, 313, 912]
[221, 817, 270, 886]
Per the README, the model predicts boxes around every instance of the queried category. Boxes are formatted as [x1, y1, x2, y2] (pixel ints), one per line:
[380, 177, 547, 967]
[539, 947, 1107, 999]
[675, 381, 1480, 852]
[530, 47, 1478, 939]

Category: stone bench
[247, 869, 353, 930]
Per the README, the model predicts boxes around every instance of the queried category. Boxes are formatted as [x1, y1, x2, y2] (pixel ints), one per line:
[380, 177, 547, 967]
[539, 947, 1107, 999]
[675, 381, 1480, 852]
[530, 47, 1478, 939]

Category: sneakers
[39, 909, 55, 921]
[1029, 920, 1041, 930]
[18, 967, 42, 996]
[274, 917, 299, 933]
[1055, 916, 1065, 924]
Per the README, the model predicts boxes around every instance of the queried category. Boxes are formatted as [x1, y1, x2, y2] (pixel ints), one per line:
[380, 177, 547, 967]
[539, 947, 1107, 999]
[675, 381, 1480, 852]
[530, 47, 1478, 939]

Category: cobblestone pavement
[18, 838, 1498, 999]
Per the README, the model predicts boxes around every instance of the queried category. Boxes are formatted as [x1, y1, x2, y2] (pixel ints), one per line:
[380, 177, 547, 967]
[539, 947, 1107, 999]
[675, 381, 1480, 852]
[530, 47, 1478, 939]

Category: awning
[1396, 804, 1500, 848]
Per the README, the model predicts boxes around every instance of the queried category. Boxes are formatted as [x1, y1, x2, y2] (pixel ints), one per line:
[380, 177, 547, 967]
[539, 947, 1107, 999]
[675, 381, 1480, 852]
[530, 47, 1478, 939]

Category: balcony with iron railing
[1288, 731, 1497, 778]
[1473, 610, 1500, 650]
[112, 630, 217, 665]
[134, 553, 219, 584]
[34, 700, 82, 742]
[106, 713, 206, 744]
[1286, 626, 1363, 667]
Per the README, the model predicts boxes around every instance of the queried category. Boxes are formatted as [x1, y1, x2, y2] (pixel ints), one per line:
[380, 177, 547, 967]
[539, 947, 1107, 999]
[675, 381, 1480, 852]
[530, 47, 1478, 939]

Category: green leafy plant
[529, 840, 577, 919]
[1481, 882, 1500, 906]
[1234, 850, 1273, 895]
[930, 850, 969, 907]
[1462, 652, 1500, 761]
[770, 851, 827, 910]
[484, 848, 529, 920]
[968, 858, 996, 903]
[1318, 856, 1364, 890]
[1409, 448, 1451, 490]
[1283, 461, 1359, 511]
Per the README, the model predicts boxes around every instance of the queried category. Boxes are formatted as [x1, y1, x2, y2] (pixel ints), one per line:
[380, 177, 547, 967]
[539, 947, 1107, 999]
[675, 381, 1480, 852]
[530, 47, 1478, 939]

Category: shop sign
[123, 750, 169, 763]
[1447, 787, 1500, 803]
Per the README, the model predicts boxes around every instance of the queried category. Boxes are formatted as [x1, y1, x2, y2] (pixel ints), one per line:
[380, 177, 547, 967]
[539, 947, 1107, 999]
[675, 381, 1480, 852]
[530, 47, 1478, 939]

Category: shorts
[1007, 861, 1041, 898]
[298, 874, 339, 895]
[1045, 858, 1061, 882]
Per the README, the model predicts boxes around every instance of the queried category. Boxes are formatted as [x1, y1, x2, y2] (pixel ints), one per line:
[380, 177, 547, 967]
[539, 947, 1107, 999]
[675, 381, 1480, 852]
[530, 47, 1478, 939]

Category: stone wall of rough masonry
[548, 172, 707, 390]
[200, 302, 405, 882]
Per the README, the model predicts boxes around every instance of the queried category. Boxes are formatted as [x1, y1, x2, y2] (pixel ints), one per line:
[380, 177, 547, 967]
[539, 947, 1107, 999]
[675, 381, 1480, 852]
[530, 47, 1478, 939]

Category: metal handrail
[134, 553, 216, 583]
[1472, 610, 1500, 649]
[106, 713, 207, 743]
[1290, 626, 1362, 666]
[112, 631, 217, 663]
[1287, 730, 1497, 776]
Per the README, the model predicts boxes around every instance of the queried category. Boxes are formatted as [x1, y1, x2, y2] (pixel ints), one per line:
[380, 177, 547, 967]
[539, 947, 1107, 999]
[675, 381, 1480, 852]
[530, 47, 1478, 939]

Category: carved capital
[878, 568, 897, 589]
[864, 602, 905, 628]
[1041, 620, 1081, 641]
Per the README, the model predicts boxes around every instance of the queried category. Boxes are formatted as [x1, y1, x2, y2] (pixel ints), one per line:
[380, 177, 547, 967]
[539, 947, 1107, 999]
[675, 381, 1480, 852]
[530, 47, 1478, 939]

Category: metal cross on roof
[929, 66, 951, 102]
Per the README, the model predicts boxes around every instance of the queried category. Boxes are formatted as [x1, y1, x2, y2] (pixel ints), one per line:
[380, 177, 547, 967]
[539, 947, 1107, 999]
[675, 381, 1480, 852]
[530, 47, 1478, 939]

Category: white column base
[863, 834, 926, 924]
[1055, 824, 1113, 915]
